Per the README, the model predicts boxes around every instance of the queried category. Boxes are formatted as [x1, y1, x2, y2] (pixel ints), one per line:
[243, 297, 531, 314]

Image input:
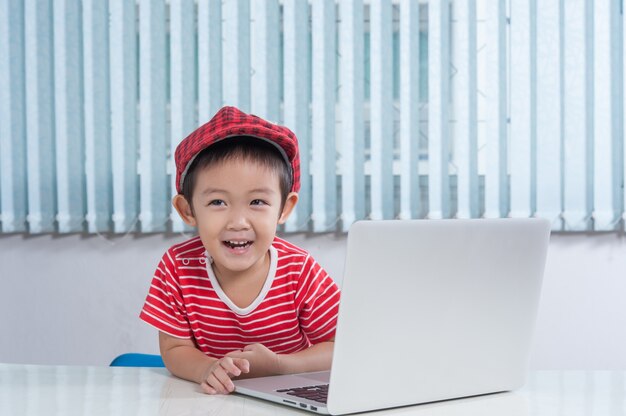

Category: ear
[172, 194, 197, 227]
[278, 192, 299, 224]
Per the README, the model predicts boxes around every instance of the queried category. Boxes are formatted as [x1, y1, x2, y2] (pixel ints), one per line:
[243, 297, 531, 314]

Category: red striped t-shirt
[139, 236, 340, 358]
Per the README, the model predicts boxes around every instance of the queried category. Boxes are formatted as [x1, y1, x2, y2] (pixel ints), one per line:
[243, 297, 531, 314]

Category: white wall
[1, 231, 625, 369]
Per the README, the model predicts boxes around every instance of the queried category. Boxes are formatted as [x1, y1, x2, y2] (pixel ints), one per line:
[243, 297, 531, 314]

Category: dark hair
[181, 136, 293, 210]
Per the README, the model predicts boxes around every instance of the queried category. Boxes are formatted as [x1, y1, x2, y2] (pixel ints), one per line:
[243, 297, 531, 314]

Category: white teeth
[225, 240, 251, 248]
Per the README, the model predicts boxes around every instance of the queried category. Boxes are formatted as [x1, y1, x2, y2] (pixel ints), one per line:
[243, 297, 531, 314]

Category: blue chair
[110, 353, 165, 367]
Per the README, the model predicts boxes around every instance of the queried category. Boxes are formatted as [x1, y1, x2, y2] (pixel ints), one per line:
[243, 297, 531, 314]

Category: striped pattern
[2, 0, 626, 234]
[140, 236, 340, 358]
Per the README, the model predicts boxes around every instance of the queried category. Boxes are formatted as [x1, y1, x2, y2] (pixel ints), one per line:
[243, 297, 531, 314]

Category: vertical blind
[1, 0, 625, 234]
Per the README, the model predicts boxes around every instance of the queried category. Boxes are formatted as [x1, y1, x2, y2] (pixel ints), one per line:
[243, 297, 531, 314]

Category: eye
[250, 199, 267, 206]
[207, 199, 226, 207]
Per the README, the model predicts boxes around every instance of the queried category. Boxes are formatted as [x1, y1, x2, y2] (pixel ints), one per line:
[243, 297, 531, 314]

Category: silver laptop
[234, 218, 550, 415]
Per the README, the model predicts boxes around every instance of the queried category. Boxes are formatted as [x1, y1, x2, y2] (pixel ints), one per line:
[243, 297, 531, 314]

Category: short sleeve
[139, 250, 193, 339]
[295, 256, 341, 344]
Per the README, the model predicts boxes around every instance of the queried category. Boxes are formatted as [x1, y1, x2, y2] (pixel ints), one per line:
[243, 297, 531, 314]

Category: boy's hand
[226, 343, 282, 377]
[199, 356, 250, 395]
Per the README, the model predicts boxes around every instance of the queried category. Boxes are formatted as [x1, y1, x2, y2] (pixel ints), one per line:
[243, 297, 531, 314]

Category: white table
[0, 364, 624, 415]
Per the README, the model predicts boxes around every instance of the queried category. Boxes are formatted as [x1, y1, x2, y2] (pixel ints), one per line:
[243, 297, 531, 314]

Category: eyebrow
[200, 188, 227, 196]
[249, 187, 277, 194]
[199, 187, 276, 196]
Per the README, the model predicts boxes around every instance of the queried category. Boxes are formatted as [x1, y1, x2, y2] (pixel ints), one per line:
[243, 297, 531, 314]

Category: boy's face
[173, 157, 297, 280]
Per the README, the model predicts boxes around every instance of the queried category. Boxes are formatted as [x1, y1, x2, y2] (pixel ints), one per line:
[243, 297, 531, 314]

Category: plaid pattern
[175, 106, 301, 194]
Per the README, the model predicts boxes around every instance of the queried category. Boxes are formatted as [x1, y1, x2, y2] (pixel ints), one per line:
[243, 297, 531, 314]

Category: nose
[226, 207, 251, 230]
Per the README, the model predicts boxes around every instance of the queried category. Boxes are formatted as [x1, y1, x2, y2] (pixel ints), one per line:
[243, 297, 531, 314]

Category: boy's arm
[226, 338, 335, 378]
[159, 331, 214, 384]
[159, 331, 249, 394]
[278, 339, 335, 375]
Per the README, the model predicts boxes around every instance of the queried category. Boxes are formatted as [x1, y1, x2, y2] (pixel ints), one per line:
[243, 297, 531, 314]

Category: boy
[140, 106, 340, 395]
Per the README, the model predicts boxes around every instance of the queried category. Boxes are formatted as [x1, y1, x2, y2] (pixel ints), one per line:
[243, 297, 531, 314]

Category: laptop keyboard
[276, 384, 329, 404]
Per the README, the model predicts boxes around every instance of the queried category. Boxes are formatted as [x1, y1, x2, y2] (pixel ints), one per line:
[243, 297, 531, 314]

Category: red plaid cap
[175, 106, 301, 194]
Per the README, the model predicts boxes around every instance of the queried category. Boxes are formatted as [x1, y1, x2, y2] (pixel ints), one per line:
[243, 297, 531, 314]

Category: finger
[226, 351, 244, 359]
[219, 357, 243, 377]
[227, 350, 252, 362]
[213, 366, 236, 393]
[201, 381, 217, 395]
[232, 357, 250, 373]
[206, 372, 229, 395]
[243, 344, 256, 352]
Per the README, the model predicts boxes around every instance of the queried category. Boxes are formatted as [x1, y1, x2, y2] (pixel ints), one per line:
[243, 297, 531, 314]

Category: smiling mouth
[223, 240, 253, 250]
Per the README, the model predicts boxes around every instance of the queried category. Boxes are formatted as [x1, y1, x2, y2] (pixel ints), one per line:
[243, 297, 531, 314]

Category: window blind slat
[139, 0, 168, 232]
[452, 0, 478, 219]
[54, 0, 84, 233]
[370, 0, 394, 221]
[509, 0, 536, 218]
[399, 0, 420, 220]
[610, 3, 622, 225]
[592, 0, 619, 231]
[170, 0, 196, 233]
[311, 0, 337, 232]
[535, 0, 562, 230]
[25, 0, 56, 233]
[83, 0, 112, 233]
[251, 0, 280, 122]
[428, 0, 451, 219]
[562, 0, 592, 231]
[0, 0, 27, 232]
[198, 0, 222, 122]
[483, 0, 508, 219]
[283, 0, 311, 232]
[339, 0, 365, 231]
[616, 3, 626, 228]
[223, 0, 251, 112]
[110, 0, 138, 234]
